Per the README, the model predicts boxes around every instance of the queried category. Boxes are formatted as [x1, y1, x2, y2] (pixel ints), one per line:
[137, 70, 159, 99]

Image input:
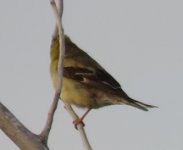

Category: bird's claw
[73, 118, 85, 129]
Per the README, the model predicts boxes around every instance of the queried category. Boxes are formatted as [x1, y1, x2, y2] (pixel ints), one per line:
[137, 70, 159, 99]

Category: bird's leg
[73, 108, 91, 129]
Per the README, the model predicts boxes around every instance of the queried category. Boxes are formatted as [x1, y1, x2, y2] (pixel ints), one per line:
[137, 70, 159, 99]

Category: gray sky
[0, 0, 183, 149]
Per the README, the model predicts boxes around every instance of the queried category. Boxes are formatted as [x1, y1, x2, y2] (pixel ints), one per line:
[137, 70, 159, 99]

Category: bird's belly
[61, 78, 96, 108]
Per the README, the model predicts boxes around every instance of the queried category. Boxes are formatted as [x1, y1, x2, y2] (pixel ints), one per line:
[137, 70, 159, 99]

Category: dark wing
[63, 66, 121, 90]
[94, 69, 121, 89]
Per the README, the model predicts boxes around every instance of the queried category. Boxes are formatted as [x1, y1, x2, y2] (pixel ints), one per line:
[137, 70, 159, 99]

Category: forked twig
[43, 0, 92, 149]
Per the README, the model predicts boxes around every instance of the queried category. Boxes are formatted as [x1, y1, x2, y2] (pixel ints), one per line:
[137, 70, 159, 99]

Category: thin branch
[0, 102, 48, 150]
[39, 0, 64, 143]
[50, 0, 92, 149]
[39, 88, 61, 142]
[64, 103, 92, 150]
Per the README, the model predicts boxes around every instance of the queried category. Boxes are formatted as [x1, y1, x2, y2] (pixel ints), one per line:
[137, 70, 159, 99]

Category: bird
[50, 34, 156, 127]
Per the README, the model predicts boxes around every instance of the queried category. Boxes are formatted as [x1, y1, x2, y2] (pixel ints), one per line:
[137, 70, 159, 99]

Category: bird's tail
[125, 97, 157, 111]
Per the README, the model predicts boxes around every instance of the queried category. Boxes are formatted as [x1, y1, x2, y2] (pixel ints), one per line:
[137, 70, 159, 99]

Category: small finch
[50, 34, 156, 126]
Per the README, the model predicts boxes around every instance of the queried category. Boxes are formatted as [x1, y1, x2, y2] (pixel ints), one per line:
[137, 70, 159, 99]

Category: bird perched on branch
[50, 34, 156, 127]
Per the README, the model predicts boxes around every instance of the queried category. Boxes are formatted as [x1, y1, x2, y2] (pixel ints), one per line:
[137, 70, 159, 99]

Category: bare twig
[50, 0, 92, 149]
[39, 88, 61, 142]
[39, 0, 65, 143]
[64, 103, 92, 150]
[0, 102, 49, 150]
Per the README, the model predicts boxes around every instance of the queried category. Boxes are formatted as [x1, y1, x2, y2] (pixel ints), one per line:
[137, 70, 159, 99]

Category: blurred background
[0, 0, 182, 149]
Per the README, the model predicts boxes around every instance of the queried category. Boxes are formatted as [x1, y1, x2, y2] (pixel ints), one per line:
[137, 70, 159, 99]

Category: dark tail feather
[126, 98, 157, 111]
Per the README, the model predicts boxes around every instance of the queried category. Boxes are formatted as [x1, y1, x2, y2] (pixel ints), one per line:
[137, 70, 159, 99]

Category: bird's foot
[73, 118, 85, 129]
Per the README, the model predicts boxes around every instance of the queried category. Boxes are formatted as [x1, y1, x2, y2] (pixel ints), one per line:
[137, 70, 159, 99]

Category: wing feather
[63, 66, 121, 90]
